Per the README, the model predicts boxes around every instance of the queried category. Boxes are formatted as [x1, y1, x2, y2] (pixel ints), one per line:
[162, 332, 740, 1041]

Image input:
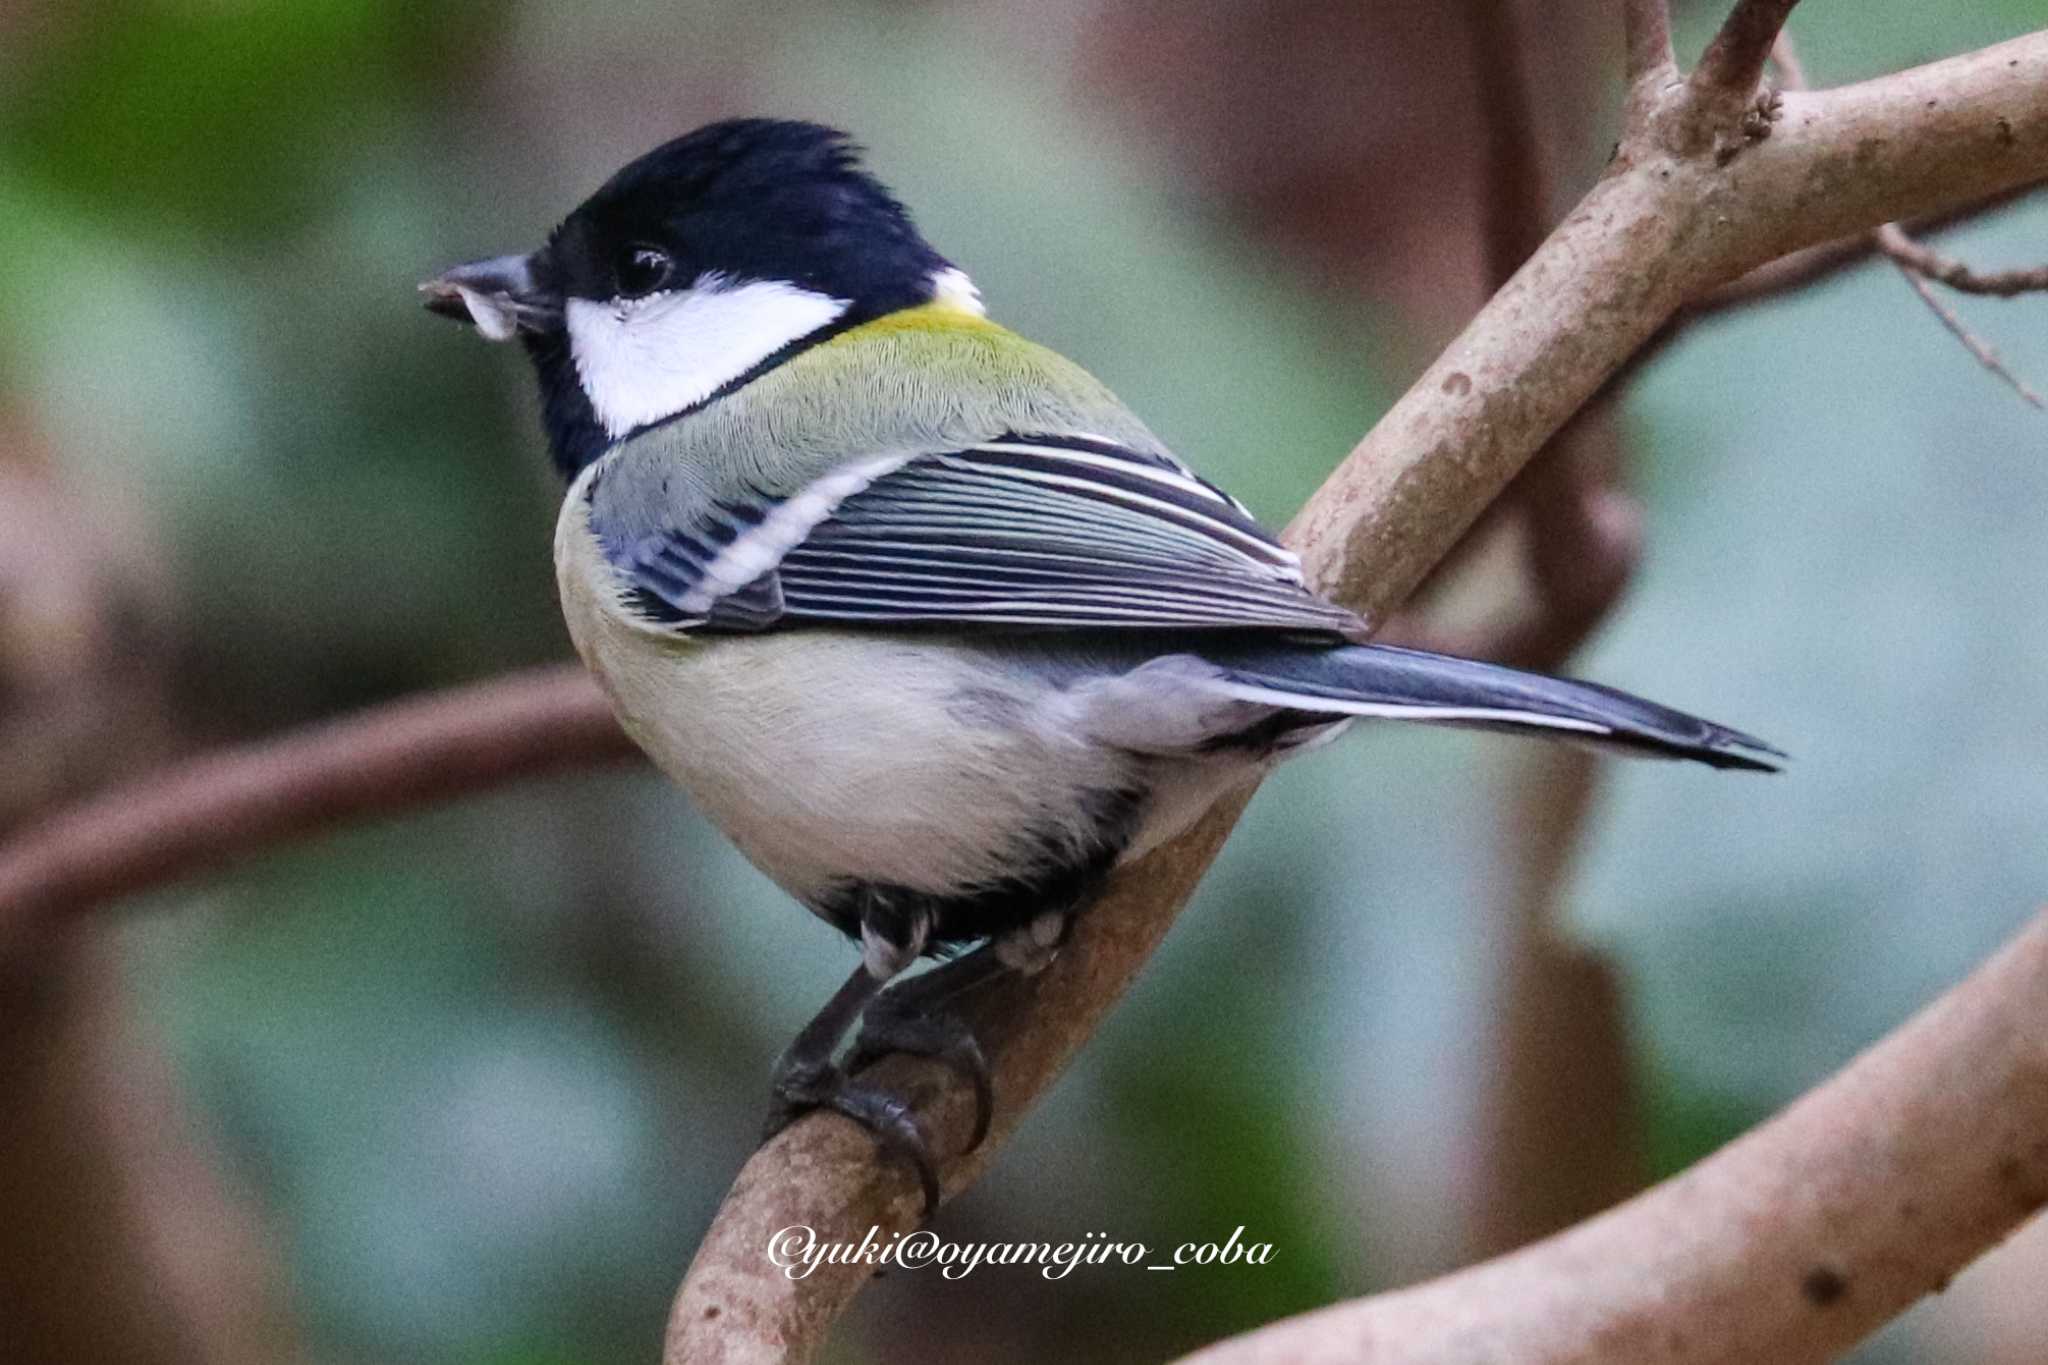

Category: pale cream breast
[552, 476, 1140, 908]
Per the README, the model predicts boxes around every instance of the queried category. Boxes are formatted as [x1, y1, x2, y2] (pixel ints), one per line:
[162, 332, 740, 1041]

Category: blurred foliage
[5, 1, 2047, 1362]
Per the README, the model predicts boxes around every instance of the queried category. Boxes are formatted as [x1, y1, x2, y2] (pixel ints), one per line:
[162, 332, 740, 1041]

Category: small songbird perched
[423, 118, 1781, 1211]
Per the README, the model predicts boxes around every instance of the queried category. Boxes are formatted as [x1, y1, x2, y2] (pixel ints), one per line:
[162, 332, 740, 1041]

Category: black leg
[762, 903, 954, 1214]
[844, 947, 1013, 1151]
[762, 904, 1074, 1216]
[763, 964, 887, 1140]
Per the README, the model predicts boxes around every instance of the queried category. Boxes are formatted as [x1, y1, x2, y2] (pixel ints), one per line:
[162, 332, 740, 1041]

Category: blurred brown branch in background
[0, 664, 636, 954]
[1450, 0, 1647, 1264]
[0, 446, 305, 1365]
[1693, 0, 1803, 110]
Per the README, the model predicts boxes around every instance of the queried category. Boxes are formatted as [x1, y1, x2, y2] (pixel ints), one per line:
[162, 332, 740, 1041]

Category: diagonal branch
[666, 24, 2048, 1365]
[1177, 908, 2048, 1365]
[1297, 31, 2048, 615]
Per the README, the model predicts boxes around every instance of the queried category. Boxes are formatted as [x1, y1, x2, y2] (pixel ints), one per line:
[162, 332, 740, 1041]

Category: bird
[422, 117, 1782, 1213]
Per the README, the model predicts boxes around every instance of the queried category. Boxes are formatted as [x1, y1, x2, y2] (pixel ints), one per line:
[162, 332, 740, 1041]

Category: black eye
[616, 245, 674, 298]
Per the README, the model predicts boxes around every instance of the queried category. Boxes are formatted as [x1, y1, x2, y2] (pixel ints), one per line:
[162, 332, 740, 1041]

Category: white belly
[553, 486, 1144, 908]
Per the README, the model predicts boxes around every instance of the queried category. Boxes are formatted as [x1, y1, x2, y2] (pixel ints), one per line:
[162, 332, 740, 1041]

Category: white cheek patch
[566, 275, 850, 438]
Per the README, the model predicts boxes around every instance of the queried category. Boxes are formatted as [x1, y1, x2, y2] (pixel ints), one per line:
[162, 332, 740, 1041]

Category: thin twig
[1876, 229, 2048, 296]
[1689, 185, 2047, 317]
[0, 665, 637, 953]
[1888, 245, 2048, 408]
[1774, 32, 2047, 408]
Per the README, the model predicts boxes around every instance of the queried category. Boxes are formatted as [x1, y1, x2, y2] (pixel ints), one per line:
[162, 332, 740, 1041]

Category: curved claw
[847, 1008, 995, 1153]
[824, 1084, 942, 1217]
[765, 1060, 944, 1217]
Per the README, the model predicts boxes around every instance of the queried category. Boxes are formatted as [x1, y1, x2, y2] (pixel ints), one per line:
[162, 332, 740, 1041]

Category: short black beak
[419, 252, 561, 340]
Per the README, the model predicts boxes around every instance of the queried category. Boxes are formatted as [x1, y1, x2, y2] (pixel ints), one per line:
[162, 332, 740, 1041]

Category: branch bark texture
[666, 23, 2048, 1365]
[1292, 30, 2048, 615]
[1179, 909, 2048, 1365]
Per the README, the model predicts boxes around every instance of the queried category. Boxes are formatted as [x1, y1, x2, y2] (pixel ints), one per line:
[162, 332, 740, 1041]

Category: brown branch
[1392, 0, 1646, 672]
[1623, 0, 1676, 84]
[0, 664, 637, 954]
[1877, 227, 2048, 296]
[1770, 32, 2045, 408]
[1687, 183, 2045, 316]
[1692, 0, 1801, 103]
[1448, 1, 1646, 1257]
[1471, 1, 1548, 285]
[668, 25, 2048, 1365]
[1179, 908, 2048, 1365]
[1296, 32, 2048, 621]
[1463, 748, 1639, 1257]
[1885, 237, 2048, 408]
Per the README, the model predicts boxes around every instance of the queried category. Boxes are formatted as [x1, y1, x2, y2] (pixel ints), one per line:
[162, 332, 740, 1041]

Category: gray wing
[595, 432, 1361, 637]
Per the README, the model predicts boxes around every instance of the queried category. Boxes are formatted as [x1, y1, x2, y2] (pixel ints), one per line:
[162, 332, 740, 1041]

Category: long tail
[1197, 641, 1785, 772]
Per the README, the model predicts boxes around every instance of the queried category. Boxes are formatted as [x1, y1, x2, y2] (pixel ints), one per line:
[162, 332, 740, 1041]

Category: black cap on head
[424, 119, 963, 481]
[539, 119, 949, 317]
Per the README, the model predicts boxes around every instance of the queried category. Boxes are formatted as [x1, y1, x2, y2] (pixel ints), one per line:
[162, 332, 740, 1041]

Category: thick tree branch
[666, 25, 2048, 1365]
[1179, 908, 2048, 1365]
[0, 665, 636, 953]
[1296, 30, 2048, 619]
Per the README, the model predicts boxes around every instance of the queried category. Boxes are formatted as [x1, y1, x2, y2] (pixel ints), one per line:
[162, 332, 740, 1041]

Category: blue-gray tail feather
[1198, 641, 1784, 772]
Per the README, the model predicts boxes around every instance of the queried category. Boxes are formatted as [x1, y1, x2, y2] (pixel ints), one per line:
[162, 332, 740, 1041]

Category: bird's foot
[758, 937, 1025, 1218]
[845, 995, 994, 1152]
[764, 1055, 943, 1215]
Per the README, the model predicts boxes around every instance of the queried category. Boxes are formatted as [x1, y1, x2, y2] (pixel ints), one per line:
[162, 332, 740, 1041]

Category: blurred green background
[3, 1, 2045, 1361]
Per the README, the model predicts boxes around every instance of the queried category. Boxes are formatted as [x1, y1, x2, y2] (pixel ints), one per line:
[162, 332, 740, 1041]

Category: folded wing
[600, 432, 1362, 637]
